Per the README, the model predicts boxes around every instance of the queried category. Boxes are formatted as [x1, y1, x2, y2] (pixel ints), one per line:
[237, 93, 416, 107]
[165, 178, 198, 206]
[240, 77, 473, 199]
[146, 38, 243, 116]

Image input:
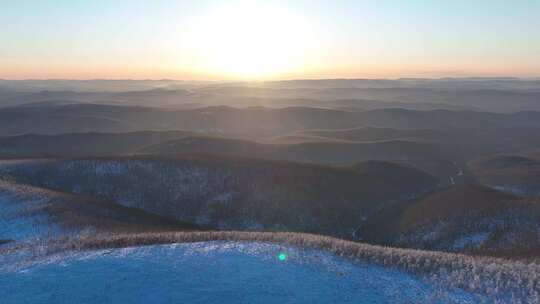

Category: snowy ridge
[1, 231, 538, 303]
[0, 241, 482, 304]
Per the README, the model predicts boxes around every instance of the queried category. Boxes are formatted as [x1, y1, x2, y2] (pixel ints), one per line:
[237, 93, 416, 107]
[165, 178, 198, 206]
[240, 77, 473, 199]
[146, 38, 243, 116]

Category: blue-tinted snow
[0, 192, 60, 242]
[0, 241, 480, 304]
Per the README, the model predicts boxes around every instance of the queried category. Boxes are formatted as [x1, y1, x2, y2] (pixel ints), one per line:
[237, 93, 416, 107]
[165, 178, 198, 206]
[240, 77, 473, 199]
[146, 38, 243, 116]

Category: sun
[190, 1, 313, 79]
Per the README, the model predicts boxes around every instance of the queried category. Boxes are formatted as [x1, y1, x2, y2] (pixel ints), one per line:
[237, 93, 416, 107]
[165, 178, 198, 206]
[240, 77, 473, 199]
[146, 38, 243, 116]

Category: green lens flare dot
[278, 253, 287, 261]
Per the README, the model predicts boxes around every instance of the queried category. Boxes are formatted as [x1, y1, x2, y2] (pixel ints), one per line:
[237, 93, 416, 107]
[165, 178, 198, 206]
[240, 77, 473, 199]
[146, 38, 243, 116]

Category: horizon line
[1, 76, 538, 82]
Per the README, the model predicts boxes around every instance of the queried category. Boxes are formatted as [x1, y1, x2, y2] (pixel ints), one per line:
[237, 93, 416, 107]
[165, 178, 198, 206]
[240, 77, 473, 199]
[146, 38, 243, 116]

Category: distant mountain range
[2, 78, 540, 112]
[3, 103, 540, 136]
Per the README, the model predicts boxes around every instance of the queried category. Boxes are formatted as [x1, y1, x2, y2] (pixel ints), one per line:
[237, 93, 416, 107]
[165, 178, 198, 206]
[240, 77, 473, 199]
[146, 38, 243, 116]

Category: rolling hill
[469, 155, 540, 196]
[0, 157, 439, 239]
[0, 131, 196, 157]
[0, 131, 470, 181]
[140, 136, 465, 164]
[268, 127, 450, 144]
[363, 184, 540, 256]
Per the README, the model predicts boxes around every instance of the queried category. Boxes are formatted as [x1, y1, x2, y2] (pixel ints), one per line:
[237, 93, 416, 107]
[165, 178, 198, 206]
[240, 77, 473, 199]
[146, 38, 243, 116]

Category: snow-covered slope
[0, 182, 64, 242]
[0, 180, 198, 246]
[0, 241, 481, 304]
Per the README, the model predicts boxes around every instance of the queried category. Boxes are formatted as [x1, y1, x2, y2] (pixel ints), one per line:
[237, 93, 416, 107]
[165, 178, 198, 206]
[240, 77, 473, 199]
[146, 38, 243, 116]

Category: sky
[1, 0, 539, 80]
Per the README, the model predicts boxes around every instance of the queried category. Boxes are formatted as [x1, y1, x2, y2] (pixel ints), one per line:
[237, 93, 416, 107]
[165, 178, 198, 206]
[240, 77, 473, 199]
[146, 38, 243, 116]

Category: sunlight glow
[189, 1, 315, 79]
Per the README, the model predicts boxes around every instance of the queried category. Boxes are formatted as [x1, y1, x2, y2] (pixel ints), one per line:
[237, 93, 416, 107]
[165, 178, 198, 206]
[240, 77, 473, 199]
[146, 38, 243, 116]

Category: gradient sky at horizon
[1, 0, 539, 80]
